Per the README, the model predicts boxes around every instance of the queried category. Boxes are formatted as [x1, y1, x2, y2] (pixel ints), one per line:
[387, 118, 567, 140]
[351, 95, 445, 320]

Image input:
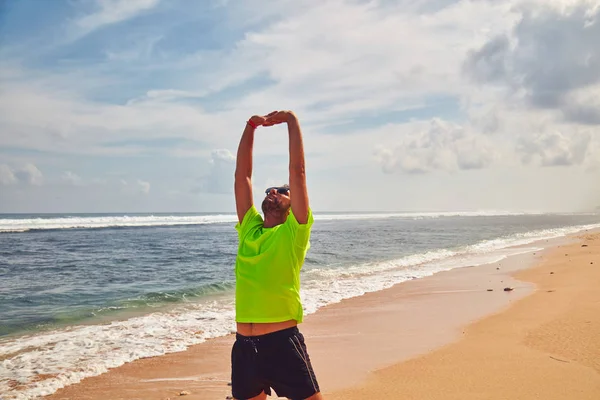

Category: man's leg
[231, 336, 270, 399]
[262, 328, 322, 399]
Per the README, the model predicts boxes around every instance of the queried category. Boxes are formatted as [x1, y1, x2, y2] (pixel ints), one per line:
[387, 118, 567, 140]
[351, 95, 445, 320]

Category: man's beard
[261, 196, 288, 217]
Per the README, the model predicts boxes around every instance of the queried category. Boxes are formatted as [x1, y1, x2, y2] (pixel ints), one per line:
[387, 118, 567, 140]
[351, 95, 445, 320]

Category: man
[232, 110, 323, 400]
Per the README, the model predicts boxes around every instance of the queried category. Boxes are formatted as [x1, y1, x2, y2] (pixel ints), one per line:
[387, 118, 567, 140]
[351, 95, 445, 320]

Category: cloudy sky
[1, 0, 599, 213]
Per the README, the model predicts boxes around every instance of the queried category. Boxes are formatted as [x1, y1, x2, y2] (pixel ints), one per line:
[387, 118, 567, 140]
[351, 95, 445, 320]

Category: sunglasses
[265, 186, 290, 195]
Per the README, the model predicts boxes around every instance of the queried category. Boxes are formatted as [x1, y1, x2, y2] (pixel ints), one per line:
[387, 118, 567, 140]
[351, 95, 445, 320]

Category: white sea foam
[0, 302, 237, 400]
[0, 215, 239, 233]
[1, 222, 599, 399]
[0, 210, 555, 232]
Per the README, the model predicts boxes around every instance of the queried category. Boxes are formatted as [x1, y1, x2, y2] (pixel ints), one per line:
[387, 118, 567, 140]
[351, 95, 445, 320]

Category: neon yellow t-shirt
[235, 205, 313, 323]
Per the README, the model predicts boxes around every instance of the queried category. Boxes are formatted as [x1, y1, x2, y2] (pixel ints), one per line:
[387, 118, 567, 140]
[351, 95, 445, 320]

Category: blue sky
[1, 0, 599, 213]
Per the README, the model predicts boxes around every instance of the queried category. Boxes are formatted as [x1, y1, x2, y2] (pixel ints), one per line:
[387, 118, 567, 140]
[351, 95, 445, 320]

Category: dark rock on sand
[504, 287, 514, 292]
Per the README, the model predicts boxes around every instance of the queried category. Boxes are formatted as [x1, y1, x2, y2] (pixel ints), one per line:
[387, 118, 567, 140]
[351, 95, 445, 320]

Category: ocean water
[1, 211, 600, 399]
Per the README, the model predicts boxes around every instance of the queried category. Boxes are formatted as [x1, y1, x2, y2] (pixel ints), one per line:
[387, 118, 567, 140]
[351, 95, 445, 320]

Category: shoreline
[329, 230, 600, 399]
[37, 232, 593, 400]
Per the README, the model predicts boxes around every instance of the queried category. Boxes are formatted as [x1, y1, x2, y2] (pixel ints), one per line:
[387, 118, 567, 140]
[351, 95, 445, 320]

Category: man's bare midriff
[236, 319, 297, 336]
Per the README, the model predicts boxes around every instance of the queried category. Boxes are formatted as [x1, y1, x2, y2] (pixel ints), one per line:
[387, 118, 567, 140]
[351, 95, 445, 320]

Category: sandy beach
[43, 232, 600, 400]
[331, 232, 600, 400]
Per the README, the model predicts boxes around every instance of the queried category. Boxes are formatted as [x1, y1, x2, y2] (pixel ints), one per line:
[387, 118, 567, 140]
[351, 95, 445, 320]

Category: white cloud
[61, 171, 82, 186]
[516, 130, 591, 167]
[463, 0, 600, 125]
[137, 179, 150, 194]
[105, 35, 164, 62]
[197, 149, 235, 194]
[13, 164, 43, 186]
[231, 0, 514, 122]
[0, 164, 44, 185]
[75, 0, 161, 35]
[584, 138, 600, 172]
[0, 78, 226, 155]
[128, 89, 207, 104]
[118, 178, 150, 194]
[374, 119, 496, 174]
[563, 83, 600, 125]
[0, 164, 17, 185]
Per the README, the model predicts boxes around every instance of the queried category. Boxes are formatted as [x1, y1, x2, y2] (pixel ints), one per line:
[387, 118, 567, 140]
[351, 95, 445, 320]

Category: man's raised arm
[263, 111, 310, 224]
[286, 113, 309, 224]
[234, 115, 268, 224]
[262, 111, 309, 223]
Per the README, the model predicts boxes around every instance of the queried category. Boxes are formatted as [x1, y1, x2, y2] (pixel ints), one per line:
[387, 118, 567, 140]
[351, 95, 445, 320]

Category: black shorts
[231, 326, 320, 400]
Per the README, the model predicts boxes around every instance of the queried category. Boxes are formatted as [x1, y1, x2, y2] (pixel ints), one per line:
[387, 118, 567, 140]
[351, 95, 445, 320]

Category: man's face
[261, 187, 291, 216]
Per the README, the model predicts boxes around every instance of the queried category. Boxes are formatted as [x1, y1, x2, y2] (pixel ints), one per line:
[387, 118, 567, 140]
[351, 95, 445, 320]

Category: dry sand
[44, 232, 600, 400]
